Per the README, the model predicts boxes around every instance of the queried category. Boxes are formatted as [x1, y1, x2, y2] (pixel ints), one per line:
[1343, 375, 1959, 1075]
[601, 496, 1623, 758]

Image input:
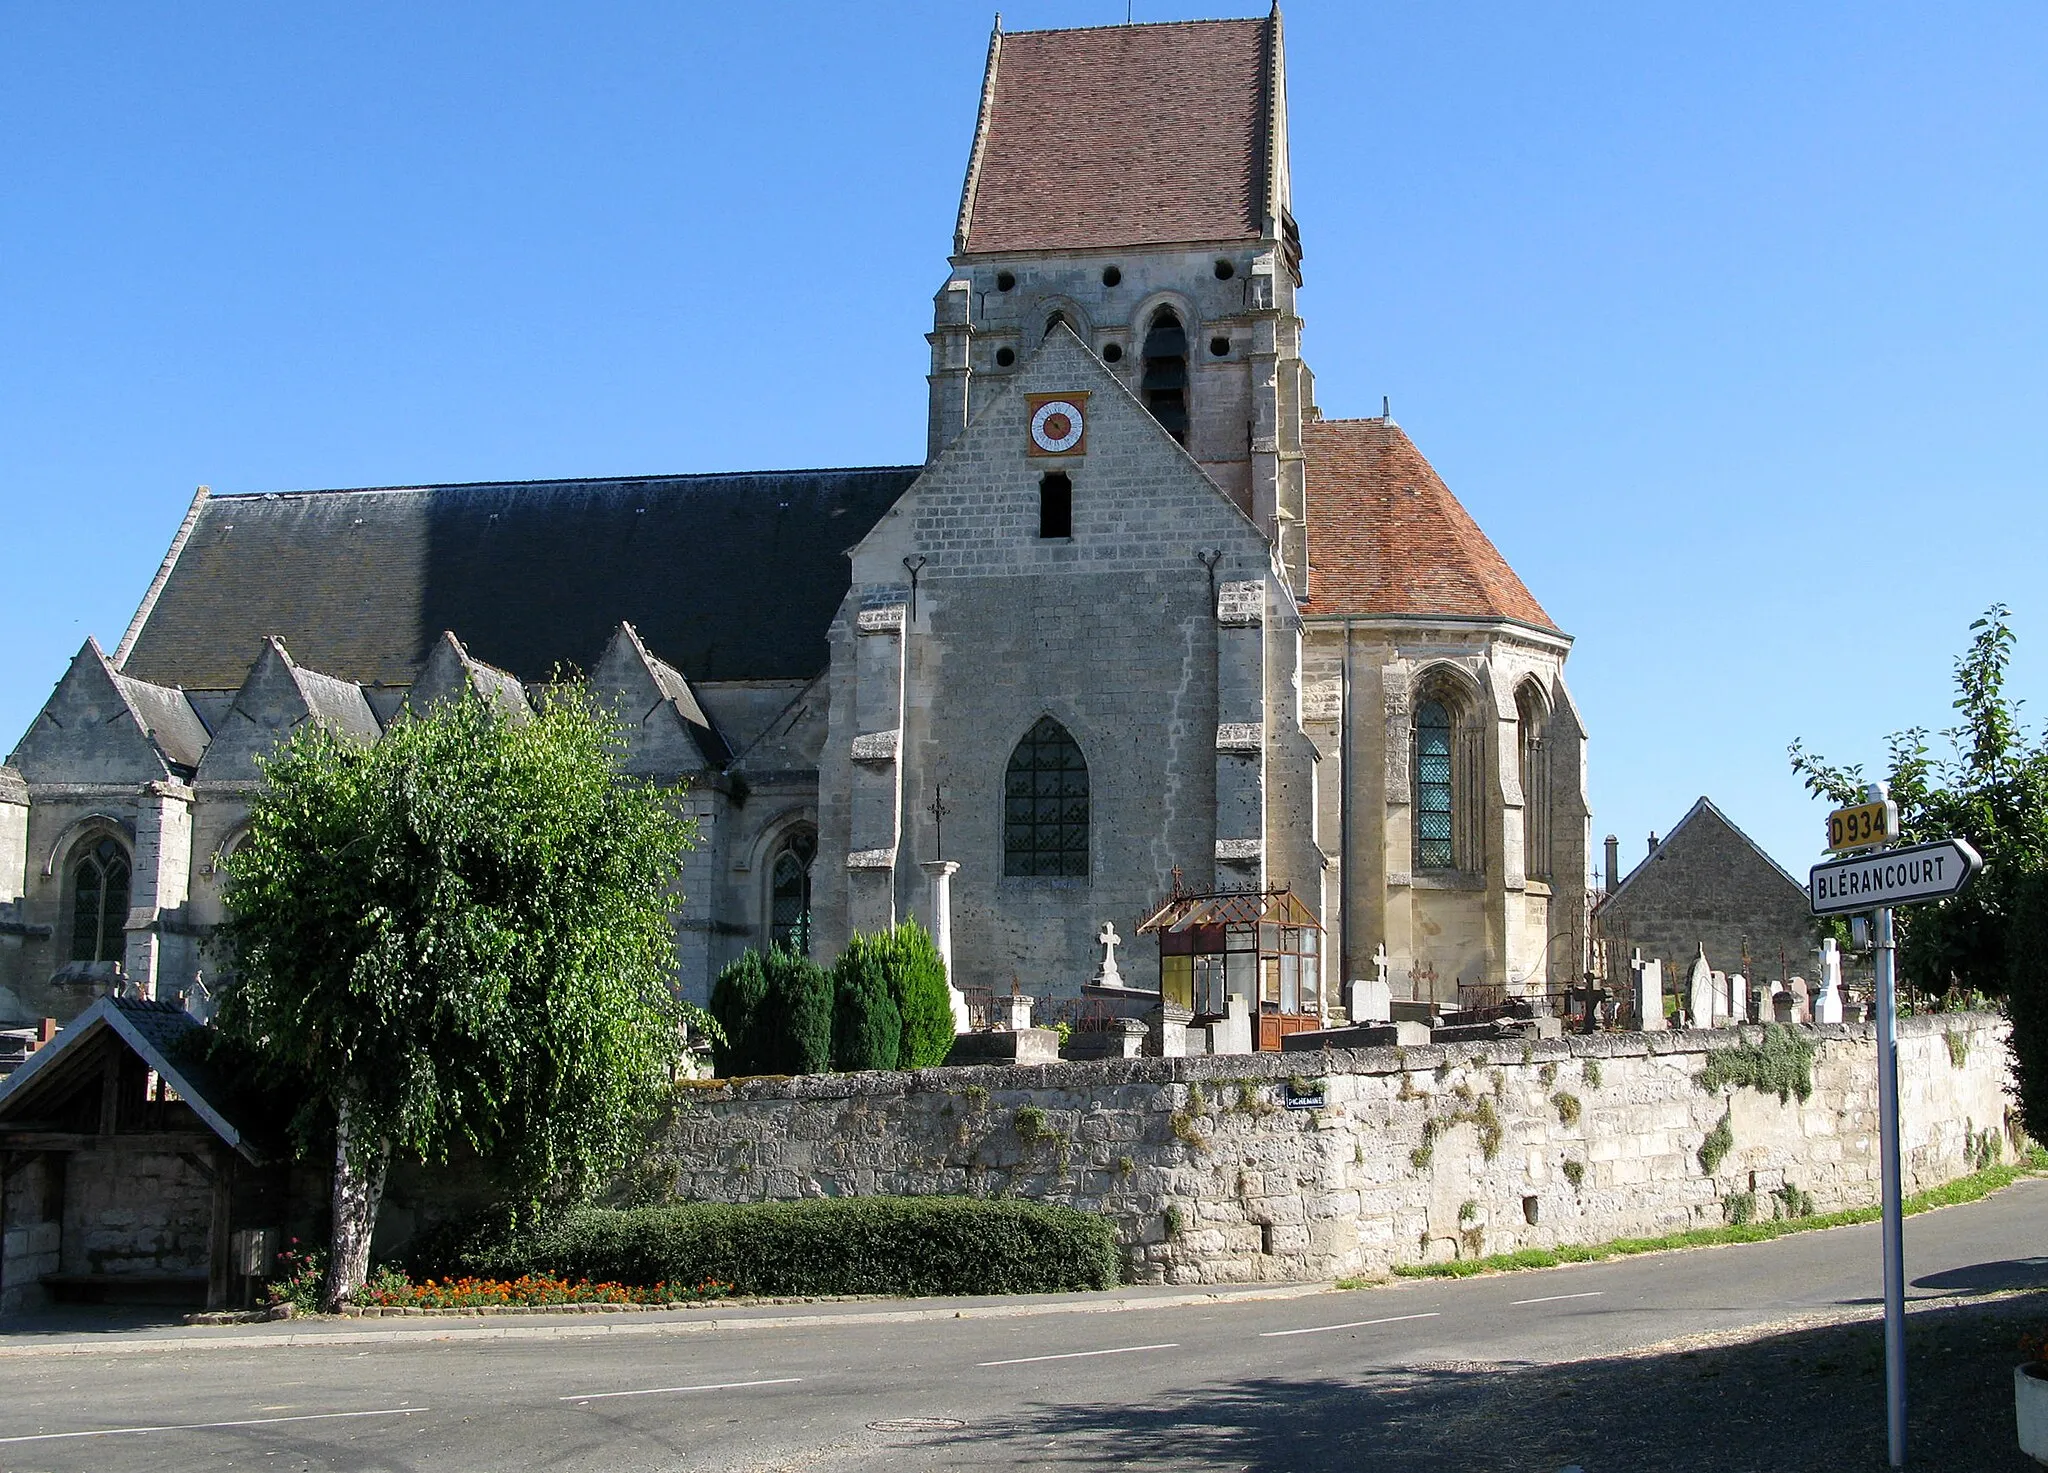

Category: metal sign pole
[1874, 898, 1907, 1467]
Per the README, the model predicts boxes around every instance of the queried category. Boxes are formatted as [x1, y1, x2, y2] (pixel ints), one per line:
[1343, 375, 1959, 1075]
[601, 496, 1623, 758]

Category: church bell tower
[927, 7, 1315, 597]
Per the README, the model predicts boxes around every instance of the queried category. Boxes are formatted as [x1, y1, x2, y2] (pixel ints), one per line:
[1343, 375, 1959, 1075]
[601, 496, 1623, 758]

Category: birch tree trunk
[323, 1096, 391, 1310]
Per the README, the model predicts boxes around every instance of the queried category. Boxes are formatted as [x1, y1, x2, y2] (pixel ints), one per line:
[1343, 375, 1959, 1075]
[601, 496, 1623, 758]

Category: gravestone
[1724, 973, 1747, 1026]
[993, 992, 1035, 1031]
[1206, 996, 1253, 1055]
[1758, 978, 1784, 1021]
[1813, 939, 1845, 1025]
[1062, 1017, 1148, 1061]
[1349, 975, 1392, 1024]
[1148, 999, 1193, 1058]
[1631, 950, 1665, 1031]
[1772, 989, 1796, 1024]
[1687, 947, 1717, 1028]
[1788, 976, 1811, 1025]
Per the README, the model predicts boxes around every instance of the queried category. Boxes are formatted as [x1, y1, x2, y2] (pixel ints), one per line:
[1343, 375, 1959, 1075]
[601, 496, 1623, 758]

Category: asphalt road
[0, 1179, 2043, 1472]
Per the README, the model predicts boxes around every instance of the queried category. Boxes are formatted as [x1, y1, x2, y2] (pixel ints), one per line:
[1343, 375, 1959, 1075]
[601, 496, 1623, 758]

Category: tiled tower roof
[1304, 418, 1560, 634]
[958, 16, 1277, 255]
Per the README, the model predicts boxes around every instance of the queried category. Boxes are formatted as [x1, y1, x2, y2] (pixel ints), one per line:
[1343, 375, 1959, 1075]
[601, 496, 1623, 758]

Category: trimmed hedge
[707, 950, 773, 1077]
[470, 1197, 1122, 1298]
[886, 920, 957, 1070]
[831, 932, 902, 1072]
[766, 948, 834, 1076]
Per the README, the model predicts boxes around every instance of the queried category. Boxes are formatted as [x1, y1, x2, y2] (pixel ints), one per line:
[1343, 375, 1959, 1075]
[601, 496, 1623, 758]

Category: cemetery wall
[652, 1012, 2016, 1285]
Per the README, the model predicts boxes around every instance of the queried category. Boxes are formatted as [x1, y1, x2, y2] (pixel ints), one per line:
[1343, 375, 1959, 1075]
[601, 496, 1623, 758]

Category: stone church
[0, 9, 1590, 1031]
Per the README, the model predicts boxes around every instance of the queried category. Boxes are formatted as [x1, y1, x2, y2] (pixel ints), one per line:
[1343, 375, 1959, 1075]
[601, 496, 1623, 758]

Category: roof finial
[1382, 395, 1391, 420]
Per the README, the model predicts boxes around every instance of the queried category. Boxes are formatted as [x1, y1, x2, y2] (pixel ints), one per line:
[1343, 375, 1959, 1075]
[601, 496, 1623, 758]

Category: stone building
[0, 10, 1588, 1028]
[1594, 797, 1817, 986]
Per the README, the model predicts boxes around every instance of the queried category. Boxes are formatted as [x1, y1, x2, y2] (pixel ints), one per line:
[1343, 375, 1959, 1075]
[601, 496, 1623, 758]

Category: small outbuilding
[0, 997, 294, 1313]
[1594, 797, 1818, 988]
[1139, 887, 1325, 1050]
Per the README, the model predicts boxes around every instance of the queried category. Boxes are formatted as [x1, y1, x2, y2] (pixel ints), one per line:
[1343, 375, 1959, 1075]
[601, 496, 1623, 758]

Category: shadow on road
[1914, 1258, 2048, 1295]
[896, 1290, 2048, 1472]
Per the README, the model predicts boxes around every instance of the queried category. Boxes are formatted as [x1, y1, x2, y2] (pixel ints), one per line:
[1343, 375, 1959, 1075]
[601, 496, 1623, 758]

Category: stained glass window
[1003, 717, 1088, 877]
[70, 836, 130, 964]
[770, 829, 816, 954]
[1416, 699, 1454, 870]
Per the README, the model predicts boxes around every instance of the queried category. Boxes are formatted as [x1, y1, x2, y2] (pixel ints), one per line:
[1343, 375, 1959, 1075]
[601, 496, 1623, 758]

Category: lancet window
[1003, 718, 1089, 878]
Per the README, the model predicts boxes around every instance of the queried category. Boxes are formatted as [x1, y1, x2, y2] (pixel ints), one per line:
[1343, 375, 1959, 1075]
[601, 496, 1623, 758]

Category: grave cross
[1093, 922, 1126, 989]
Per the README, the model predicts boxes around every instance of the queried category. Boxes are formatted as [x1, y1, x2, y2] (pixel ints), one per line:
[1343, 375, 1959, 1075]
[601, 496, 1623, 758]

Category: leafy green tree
[1791, 605, 2048, 997]
[886, 919, 958, 1069]
[831, 932, 901, 1071]
[216, 688, 700, 1308]
[765, 947, 833, 1075]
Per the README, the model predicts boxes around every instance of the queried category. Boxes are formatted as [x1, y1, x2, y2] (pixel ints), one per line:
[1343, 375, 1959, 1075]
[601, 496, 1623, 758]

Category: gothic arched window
[1518, 684, 1552, 882]
[1003, 718, 1089, 877]
[1414, 701, 1455, 871]
[769, 829, 817, 954]
[1140, 307, 1189, 444]
[69, 835, 130, 965]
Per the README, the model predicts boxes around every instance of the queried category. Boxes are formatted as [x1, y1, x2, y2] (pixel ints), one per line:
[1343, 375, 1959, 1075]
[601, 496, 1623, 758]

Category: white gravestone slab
[1687, 948, 1717, 1029]
[1724, 973, 1746, 1026]
[1349, 975, 1393, 1023]
[1632, 950, 1665, 1031]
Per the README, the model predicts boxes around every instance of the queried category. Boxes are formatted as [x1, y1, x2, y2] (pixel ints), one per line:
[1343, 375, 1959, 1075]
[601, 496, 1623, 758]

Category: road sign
[1827, 798, 1898, 853]
[1809, 838, 1982, 915]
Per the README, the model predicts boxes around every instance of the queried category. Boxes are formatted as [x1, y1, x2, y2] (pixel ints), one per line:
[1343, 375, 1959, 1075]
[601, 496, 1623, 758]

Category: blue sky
[3, 2, 2043, 880]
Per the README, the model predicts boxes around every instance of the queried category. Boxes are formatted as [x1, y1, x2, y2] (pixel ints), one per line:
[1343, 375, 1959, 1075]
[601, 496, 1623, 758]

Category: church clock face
[1026, 392, 1089, 456]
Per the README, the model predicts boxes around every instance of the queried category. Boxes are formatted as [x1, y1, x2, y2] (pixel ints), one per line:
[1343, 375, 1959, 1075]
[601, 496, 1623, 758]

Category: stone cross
[1092, 922, 1126, 988]
[1813, 939, 1844, 1025]
[1373, 942, 1391, 988]
[1632, 949, 1665, 1031]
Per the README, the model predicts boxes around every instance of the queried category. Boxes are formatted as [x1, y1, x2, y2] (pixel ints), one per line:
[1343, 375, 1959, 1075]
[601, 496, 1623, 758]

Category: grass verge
[1343, 1145, 2046, 1286]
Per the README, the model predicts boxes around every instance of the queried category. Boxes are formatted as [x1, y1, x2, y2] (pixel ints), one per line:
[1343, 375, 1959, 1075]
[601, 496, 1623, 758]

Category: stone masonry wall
[653, 1013, 2014, 1285]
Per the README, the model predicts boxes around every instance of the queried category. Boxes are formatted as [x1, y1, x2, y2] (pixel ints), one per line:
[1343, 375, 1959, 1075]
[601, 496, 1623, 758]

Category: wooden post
[97, 1048, 121, 1136]
[205, 1148, 234, 1311]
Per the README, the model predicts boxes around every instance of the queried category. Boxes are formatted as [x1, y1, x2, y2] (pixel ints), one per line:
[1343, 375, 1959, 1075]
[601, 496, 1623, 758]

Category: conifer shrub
[765, 946, 834, 1076]
[832, 932, 902, 1071]
[708, 950, 775, 1077]
[886, 919, 957, 1069]
[472, 1197, 1120, 1297]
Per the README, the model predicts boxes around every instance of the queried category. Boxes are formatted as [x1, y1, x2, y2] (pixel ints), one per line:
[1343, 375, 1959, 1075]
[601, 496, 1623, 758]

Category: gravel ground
[906, 1289, 2048, 1471]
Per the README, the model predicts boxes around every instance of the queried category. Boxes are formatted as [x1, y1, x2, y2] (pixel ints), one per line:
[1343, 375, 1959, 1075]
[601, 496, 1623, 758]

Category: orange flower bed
[356, 1273, 732, 1308]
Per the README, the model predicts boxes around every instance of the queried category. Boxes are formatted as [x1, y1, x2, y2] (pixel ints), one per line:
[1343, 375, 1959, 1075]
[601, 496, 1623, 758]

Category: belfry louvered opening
[1140, 308, 1189, 444]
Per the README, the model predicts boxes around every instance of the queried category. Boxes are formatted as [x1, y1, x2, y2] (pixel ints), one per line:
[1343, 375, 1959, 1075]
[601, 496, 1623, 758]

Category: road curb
[0, 1282, 1334, 1358]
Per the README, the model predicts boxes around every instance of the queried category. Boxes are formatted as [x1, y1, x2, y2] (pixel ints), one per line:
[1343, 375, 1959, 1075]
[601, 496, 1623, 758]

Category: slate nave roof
[120, 468, 921, 693]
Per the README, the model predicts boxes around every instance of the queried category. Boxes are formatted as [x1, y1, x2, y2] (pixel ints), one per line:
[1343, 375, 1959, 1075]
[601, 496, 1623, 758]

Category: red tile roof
[961, 18, 1273, 255]
[1304, 418, 1560, 633]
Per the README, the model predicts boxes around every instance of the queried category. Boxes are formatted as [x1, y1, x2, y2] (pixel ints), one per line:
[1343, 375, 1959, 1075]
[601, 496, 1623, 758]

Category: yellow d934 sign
[1827, 799, 1898, 853]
